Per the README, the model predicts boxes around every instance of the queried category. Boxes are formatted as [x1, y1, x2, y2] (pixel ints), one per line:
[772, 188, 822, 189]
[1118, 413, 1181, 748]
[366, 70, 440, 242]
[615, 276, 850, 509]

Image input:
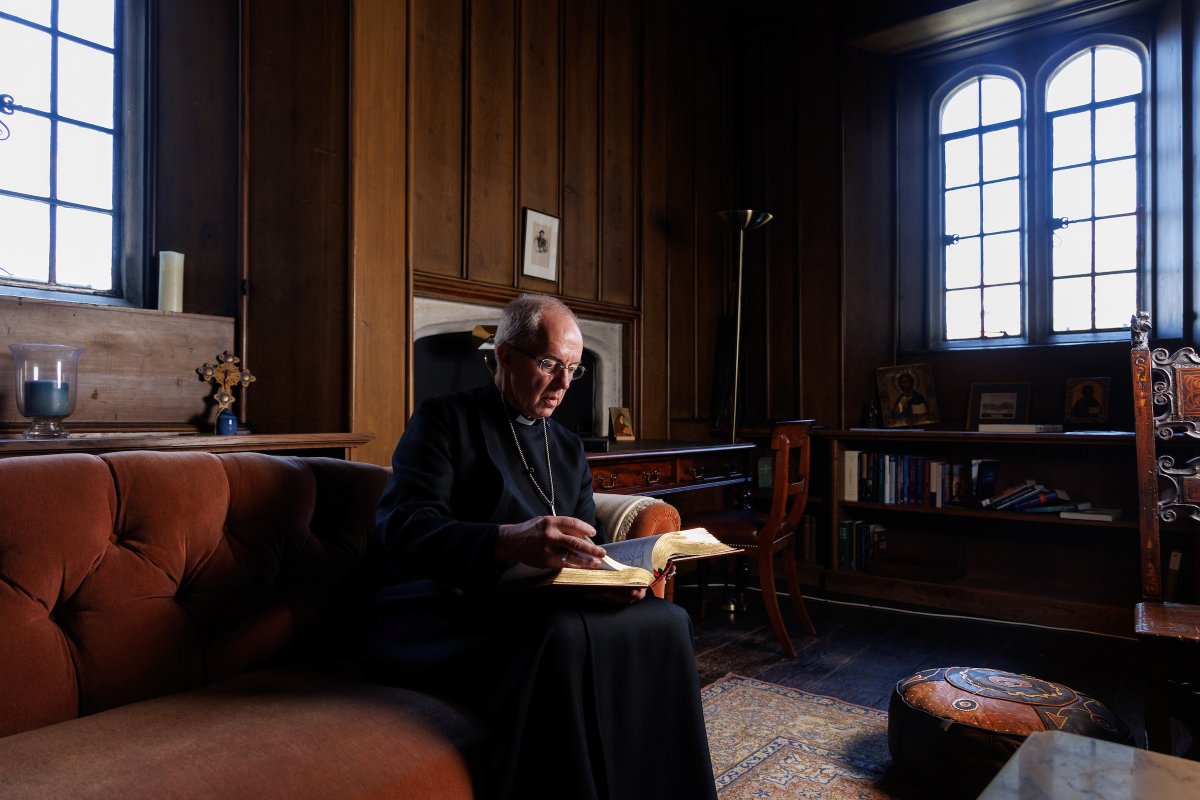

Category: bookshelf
[819, 428, 1151, 636]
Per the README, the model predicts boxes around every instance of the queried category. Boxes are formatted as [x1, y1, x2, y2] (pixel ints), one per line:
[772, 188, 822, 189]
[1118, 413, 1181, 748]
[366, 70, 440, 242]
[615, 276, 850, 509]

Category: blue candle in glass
[24, 380, 71, 417]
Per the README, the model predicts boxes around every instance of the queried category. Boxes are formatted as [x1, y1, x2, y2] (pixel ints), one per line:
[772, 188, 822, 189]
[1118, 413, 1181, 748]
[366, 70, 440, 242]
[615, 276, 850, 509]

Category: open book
[503, 528, 736, 588]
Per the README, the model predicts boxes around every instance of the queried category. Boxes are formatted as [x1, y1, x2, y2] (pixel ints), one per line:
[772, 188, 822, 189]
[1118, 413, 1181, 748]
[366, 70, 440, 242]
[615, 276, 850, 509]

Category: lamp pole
[718, 210, 772, 443]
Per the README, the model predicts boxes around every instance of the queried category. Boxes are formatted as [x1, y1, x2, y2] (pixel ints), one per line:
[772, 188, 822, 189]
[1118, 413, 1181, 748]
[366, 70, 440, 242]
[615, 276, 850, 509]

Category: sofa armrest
[593, 493, 680, 542]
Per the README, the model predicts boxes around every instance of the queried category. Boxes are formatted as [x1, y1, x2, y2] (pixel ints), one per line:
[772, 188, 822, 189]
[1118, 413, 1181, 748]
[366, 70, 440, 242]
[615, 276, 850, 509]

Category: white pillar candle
[158, 251, 185, 313]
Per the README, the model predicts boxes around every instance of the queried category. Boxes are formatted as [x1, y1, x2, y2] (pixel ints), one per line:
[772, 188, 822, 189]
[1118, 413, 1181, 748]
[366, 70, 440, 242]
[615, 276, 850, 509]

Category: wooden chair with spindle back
[1130, 311, 1200, 753]
[683, 420, 817, 657]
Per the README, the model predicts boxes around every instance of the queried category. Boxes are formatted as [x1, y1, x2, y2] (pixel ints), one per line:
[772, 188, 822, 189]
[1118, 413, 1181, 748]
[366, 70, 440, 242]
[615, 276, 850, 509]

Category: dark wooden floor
[677, 583, 1149, 745]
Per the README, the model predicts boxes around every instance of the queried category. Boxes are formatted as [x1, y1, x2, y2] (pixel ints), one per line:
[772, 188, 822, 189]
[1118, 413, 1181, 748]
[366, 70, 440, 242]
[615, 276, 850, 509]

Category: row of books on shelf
[836, 519, 888, 571]
[842, 451, 1001, 507]
[841, 450, 1122, 520]
[980, 479, 1121, 520]
[835, 519, 966, 581]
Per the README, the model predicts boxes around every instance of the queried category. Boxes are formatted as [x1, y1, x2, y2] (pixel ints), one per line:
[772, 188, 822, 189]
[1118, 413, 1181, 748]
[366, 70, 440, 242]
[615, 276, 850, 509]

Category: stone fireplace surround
[412, 296, 624, 435]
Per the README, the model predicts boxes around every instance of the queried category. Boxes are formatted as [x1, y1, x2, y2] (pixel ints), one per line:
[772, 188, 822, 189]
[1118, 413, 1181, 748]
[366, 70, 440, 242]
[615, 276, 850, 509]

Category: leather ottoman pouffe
[888, 666, 1133, 799]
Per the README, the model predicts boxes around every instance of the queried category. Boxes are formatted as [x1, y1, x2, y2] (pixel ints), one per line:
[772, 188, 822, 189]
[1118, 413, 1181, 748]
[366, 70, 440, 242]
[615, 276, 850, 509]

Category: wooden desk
[978, 730, 1200, 799]
[0, 432, 372, 460]
[585, 440, 755, 497]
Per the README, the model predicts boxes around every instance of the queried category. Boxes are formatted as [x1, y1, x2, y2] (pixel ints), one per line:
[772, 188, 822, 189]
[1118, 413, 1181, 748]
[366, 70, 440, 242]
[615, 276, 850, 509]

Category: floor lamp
[718, 209, 773, 443]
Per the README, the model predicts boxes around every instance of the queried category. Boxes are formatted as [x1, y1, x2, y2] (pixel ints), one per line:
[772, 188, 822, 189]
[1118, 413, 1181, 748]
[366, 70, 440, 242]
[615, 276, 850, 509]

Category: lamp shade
[718, 209, 773, 232]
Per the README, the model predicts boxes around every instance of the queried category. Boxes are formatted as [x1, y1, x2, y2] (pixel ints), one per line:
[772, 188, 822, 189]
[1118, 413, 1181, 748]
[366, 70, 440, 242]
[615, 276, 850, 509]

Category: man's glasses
[509, 344, 588, 382]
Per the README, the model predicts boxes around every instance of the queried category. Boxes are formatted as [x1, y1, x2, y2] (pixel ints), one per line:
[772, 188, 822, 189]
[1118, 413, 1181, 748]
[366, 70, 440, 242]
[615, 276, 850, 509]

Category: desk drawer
[677, 455, 749, 484]
[591, 459, 676, 491]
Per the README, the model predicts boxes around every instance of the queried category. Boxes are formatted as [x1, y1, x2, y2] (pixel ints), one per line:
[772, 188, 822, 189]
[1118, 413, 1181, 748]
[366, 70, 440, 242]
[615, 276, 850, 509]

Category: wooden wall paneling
[244, 0, 350, 434]
[690, 23, 726, 431]
[518, 0, 562, 295]
[410, 0, 465, 279]
[637, 0, 670, 439]
[467, 0, 517, 287]
[919, 342, 1130, 430]
[666, 12, 700, 423]
[350, 0, 410, 466]
[1154, 0, 1185, 340]
[840, 49, 898, 429]
[153, 0, 239, 318]
[1193, 0, 1200, 347]
[1188, 0, 1200, 346]
[562, 0, 601, 301]
[0, 298, 233, 428]
[600, 0, 638, 307]
[738, 21, 788, 428]
[795, 17, 841, 428]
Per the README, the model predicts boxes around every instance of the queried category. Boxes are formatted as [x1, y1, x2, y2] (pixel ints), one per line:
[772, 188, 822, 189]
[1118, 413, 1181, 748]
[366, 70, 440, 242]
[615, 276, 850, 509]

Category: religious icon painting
[876, 363, 940, 428]
[1064, 377, 1110, 426]
[609, 406, 635, 441]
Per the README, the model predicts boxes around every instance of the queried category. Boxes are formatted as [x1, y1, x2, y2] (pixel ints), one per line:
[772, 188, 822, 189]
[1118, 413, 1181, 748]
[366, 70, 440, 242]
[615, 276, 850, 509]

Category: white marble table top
[978, 730, 1200, 799]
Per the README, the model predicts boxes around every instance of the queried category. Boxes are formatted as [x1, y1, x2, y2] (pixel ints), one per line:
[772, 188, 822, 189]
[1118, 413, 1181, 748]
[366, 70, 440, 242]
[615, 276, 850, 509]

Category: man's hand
[496, 516, 607, 569]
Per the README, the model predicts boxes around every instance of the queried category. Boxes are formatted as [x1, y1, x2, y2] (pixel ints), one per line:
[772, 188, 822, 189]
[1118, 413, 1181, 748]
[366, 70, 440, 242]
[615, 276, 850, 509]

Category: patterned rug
[703, 674, 921, 799]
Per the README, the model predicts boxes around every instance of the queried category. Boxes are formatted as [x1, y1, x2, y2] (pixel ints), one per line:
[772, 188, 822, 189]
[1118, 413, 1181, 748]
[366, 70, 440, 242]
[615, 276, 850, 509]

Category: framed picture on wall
[1064, 377, 1110, 425]
[521, 208, 560, 282]
[966, 382, 1030, 430]
[876, 363, 940, 428]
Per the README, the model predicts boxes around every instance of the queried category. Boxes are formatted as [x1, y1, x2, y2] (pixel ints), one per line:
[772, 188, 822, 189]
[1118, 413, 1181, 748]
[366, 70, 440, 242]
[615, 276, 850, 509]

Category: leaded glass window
[941, 75, 1023, 340]
[1047, 46, 1142, 333]
[0, 0, 120, 295]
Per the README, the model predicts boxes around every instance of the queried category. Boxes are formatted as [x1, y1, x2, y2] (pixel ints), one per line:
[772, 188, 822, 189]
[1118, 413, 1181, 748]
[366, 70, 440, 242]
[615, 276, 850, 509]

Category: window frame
[930, 65, 1029, 344]
[894, 5, 1166, 353]
[0, 0, 146, 308]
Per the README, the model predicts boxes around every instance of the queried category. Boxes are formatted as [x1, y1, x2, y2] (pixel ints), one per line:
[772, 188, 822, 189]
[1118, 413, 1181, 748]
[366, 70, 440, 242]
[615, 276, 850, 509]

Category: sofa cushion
[0, 666, 481, 800]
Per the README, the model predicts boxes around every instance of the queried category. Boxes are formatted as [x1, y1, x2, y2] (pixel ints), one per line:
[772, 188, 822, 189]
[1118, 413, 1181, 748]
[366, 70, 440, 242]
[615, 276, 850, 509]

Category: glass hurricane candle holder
[9, 343, 85, 438]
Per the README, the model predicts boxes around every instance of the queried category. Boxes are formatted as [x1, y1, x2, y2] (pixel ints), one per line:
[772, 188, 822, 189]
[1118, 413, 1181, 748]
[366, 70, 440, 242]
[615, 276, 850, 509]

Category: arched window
[928, 39, 1146, 346]
[940, 75, 1023, 340]
[1046, 46, 1142, 333]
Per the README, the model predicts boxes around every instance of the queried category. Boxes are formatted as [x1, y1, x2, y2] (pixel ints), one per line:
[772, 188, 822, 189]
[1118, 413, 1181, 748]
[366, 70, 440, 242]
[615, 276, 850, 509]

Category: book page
[601, 535, 664, 572]
[501, 528, 733, 589]
[649, 528, 735, 569]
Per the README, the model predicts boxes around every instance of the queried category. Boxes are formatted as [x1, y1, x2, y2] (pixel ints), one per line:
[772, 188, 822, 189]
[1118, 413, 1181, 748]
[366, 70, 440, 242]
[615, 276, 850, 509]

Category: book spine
[843, 449, 860, 501]
[1009, 489, 1059, 510]
[993, 484, 1045, 510]
[837, 520, 853, 571]
[1022, 501, 1090, 513]
[858, 451, 869, 502]
[981, 479, 1035, 508]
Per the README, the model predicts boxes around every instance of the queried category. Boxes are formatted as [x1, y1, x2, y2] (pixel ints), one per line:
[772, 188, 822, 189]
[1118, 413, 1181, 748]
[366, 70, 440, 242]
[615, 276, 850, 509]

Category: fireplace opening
[413, 331, 599, 436]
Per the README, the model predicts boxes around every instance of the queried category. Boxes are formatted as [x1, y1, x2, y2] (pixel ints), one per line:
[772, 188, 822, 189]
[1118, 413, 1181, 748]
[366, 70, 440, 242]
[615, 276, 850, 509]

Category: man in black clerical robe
[370, 293, 718, 800]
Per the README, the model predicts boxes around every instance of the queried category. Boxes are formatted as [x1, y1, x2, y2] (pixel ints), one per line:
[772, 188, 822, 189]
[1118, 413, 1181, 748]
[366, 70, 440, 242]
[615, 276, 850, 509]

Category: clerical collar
[494, 384, 537, 425]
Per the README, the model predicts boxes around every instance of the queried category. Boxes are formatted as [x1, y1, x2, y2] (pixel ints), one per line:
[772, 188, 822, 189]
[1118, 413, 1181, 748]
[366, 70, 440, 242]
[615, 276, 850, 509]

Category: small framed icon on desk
[609, 407, 635, 441]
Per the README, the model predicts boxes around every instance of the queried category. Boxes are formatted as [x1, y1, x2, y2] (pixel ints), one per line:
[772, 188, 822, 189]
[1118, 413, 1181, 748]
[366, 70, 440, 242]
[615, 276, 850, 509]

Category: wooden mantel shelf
[0, 432, 372, 459]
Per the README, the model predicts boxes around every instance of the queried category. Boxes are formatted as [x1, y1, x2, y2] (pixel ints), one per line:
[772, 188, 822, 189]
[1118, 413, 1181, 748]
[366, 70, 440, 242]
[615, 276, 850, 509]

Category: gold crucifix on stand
[197, 351, 255, 434]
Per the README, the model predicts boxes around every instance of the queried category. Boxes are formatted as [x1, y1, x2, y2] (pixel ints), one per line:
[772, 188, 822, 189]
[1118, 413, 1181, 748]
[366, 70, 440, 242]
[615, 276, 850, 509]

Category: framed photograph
[876, 364, 940, 428]
[521, 208, 560, 282]
[609, 406, 635, 441]
[966, 382, 1031, 430]
[1064, 377, 1110, 425]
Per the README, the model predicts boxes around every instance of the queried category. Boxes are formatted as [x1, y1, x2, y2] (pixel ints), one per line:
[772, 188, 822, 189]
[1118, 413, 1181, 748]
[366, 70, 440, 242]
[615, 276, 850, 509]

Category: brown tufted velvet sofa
[0, 450, 680, 799]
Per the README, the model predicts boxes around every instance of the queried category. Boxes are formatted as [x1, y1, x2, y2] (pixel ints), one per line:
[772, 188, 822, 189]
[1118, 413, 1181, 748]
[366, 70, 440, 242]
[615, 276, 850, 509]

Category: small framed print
[1064, 377, 1110, 425]
[876, 363, 940, 428]
[609, 407, 635, 441]
[966, 382, 1031, 430]
[521, 208, 560, 282]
